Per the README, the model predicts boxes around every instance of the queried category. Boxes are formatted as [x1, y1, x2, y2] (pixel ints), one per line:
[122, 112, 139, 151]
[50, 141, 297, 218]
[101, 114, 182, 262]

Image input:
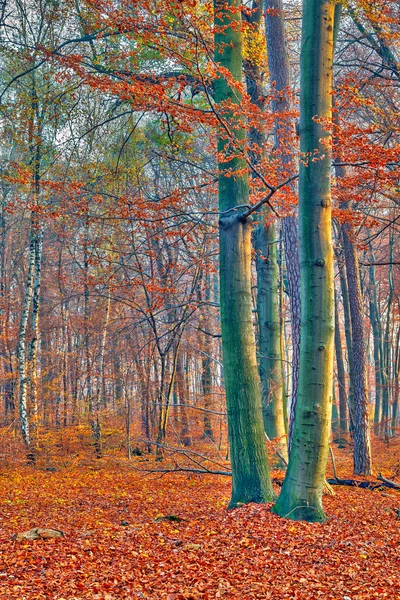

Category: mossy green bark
[214, 0, 275, 507]
[272, 0, 335, 522]
[255, 220, 287, 461]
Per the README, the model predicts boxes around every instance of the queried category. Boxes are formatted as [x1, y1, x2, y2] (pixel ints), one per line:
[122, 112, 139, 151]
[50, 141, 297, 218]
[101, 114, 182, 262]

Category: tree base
[271, 498, 327, 522]
[228, 482, 276, 509]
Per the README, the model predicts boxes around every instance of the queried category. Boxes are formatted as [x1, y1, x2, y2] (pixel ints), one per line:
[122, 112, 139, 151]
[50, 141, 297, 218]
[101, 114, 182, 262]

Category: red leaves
[0, 437, 399, 599]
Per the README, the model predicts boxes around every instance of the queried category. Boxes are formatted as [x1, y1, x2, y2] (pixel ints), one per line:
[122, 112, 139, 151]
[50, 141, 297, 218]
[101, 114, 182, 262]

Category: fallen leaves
[0, 437, 399, 599]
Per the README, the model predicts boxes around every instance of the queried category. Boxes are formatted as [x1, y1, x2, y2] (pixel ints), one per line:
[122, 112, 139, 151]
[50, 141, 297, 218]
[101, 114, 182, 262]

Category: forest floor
[0, 430, 399, 600]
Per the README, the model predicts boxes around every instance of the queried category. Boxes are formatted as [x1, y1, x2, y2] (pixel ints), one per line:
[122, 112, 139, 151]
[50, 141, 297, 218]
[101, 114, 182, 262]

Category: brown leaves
[0, 438, 399, 599]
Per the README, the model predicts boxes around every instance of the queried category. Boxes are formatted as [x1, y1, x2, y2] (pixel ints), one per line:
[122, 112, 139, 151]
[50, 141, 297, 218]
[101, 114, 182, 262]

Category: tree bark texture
[341, 225, 372, 474]
[214, 0, 275, 507]
[334, 289, 348, 435]
[264, 0, 301, 450]
[272, 0, 335, 522]
[255, 220, 287, 460]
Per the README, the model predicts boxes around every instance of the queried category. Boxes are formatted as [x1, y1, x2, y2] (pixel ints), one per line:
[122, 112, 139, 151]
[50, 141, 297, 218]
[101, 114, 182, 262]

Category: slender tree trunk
[341, 225, 372, 474]
[84, 219, 101, 458]
[97, 290, 111, 410]
[0, 195, 15, 422]
[56, 247, 69, 429]
[264, 0, 301, 451]
[176, 352, 191, 446]
[243, 0, 287, 458]
[255, 221, 287, 460]
[17, 219, 38, 452]
[368, 250, 382, 434]
[381, 240, 394, 437]
[272, 0, 335, 522]
[334, 289, 348, 436]
[200, 272, 214, 441]
[214, 0, 274, 507]
[392, 325, 400, 434]
[336, 247, 355, 427]
[27, 225, 43, 434]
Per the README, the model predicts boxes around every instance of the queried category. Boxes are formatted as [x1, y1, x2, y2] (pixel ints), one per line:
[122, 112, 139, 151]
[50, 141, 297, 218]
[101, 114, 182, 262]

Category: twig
[134, 465, 232, 476]
[265, 433, 288, 467]
[329, 445, 338, 480]
[377, 473, 400, 489]
[140, 440, 229, 470]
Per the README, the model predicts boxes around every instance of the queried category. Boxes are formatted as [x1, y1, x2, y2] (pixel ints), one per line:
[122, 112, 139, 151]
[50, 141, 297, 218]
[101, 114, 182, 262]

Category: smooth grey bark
[272, 0, 335, 522]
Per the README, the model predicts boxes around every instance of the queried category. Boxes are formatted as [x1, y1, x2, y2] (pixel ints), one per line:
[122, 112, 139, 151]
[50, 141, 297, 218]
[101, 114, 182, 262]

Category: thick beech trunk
[272, 0, 335, 522]
[215, 0, 274, 507]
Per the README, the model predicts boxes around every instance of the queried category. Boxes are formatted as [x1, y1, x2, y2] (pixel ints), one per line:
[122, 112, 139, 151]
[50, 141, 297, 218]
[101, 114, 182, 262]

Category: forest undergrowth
[0, 429, 399, 600]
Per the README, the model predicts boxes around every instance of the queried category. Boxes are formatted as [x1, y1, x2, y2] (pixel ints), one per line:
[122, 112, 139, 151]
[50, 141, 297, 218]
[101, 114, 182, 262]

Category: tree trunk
[272, 0, 335, 522]
[392, 325, 400, 434]
[17, 218, 41, 454]
[341, 225, 372, 474]
[200, 272, 214, 441]
[243, 0, 287, 458]
[214, 0, 274, 507]
[368, 250, 382, 435]
[264, 0, 301, 451]
[176, 352, 191, 446]
[255, 220, 287, 460]
[334, 289, 348, 436]
[84, 219, 101, 458]
[336, 247, 355, 428]
[381, 240, 394, 438]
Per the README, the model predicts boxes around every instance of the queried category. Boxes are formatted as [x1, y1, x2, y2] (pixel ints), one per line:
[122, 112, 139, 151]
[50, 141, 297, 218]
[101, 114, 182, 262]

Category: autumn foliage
[0, 435, 399, 599]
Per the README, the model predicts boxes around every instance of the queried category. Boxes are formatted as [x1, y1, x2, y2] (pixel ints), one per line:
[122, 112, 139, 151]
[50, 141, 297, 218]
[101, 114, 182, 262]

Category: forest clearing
[0, 431, 399, 600]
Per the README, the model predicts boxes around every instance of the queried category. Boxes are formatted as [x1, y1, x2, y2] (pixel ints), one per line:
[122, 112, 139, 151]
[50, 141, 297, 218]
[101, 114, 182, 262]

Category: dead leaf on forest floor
[184, 542, 202, 550]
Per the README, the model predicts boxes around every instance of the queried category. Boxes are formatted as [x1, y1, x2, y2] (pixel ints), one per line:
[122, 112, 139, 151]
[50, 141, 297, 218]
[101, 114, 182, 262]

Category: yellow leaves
[242, 23, 267, 68]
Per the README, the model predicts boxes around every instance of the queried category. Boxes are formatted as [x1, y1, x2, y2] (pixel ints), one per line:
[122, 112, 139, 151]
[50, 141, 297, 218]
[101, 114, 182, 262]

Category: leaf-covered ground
[0, 437, 399, 599]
